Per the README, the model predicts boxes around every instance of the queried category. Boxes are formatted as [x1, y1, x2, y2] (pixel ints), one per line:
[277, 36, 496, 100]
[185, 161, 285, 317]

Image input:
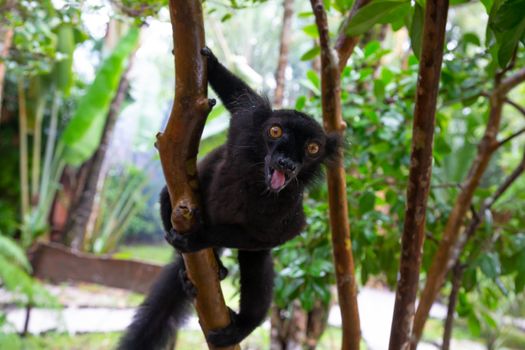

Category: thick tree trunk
[387, 1, 448, 349]
[64, 58, 134, 250]
[273, 0, 294, 108]
[412, 67, 525, 347]
[155, 1, 239, 349]
[310, 2, 361, 349]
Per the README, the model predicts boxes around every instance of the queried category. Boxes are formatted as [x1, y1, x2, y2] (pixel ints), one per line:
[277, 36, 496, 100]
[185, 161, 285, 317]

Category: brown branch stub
[159, 1, 239, 349]
[496, 67, 525, 96]
[388, 1, 449, 349]
[334, 0, 371, 72]
[310, 2, 361, 350]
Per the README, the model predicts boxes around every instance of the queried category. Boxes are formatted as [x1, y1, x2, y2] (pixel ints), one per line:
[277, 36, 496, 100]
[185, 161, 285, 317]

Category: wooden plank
[30, 242, 162, 294]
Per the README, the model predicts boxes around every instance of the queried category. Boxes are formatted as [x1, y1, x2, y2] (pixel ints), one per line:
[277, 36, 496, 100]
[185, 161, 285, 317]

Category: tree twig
[387, 1, 449, 349]
[496, 127, 525, 149]
[504, 98, 525, 117]
[495, 67, 525, 96]
[157, 2, 239, 349]
[310, 1, 360, 349]
[441, 262, 463, 350]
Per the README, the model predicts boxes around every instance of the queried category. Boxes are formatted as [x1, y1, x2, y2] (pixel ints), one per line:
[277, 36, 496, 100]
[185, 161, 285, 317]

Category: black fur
[118, 48, 340, 349]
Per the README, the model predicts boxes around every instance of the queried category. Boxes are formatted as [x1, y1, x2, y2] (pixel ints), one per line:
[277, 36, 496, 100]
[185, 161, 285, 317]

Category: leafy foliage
[59, 27, 140, 166]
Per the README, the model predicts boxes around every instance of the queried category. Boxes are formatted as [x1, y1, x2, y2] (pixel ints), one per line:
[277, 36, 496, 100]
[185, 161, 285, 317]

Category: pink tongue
[271, 170, 286, 190]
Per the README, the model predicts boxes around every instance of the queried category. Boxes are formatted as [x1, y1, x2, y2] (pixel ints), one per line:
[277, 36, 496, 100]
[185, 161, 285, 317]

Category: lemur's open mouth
[268, 167, 291, 192]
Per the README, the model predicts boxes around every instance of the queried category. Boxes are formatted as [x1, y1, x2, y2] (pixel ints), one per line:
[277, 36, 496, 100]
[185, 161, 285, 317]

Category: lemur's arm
[202, 47, 264, 113]
[165, 224, 281, 252]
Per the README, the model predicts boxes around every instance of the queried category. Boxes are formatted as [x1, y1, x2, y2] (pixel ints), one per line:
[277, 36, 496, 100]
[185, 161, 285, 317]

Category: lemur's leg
[207, 249, 274, 347]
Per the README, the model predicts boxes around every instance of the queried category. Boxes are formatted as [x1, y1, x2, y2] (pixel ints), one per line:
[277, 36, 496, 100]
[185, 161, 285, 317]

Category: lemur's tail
[118, 256, 191, 350]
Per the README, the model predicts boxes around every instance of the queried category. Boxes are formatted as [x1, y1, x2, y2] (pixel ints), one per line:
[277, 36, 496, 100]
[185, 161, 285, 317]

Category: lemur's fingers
[201, 47, 218, 67]
[200, 46, 213, 57]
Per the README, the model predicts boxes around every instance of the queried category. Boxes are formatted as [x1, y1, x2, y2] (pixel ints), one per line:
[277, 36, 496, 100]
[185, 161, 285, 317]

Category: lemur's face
[261, 110, 340, 192]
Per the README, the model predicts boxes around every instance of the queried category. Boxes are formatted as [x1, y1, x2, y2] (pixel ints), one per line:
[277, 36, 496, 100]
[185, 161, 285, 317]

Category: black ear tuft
[324, 132, 343, 166]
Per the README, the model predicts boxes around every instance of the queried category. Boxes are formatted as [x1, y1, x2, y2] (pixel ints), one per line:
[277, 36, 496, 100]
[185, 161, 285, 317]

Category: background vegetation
[0, 0, 524, 349]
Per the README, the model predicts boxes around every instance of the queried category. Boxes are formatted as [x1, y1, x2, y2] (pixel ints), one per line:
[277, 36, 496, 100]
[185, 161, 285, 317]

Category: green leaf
[300, 46, 321, 61]
[295, 96, 306, 110]
[345, 0, 411, 36]
[0, 235, 31, 272]
[373, 79, 386, 101]
[306, 70, 320, 90]
[58, 27, 140, 166]
[489, 0, 525, 67]
[478, 252, 501, 279]
[462, 32, 481, 47]
[302, 24, 319, 38]
[409, 2, 424, 59]
[363, 41, 381, 58]
[359, 190, 376, 214]
[467, 312, 481, 337]
[491, 0, 525, 31]
[515, 270, 525, 293]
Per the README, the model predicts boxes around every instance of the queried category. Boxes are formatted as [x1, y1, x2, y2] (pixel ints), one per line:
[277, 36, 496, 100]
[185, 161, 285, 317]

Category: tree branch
[388, 1, 449, 349]
[273, 0, 294, 108]
[157, 2, 239, 349]
[310, 2, 360, 349]
[505, 98, 525, 117]
[334, 0, 370, 72]
[496, 127, 525, 149]
[441, 262, 463, 350]
[495, 67, 525, 96]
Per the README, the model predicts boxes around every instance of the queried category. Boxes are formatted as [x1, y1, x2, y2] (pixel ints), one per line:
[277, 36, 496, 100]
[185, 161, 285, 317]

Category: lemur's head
[261, 110, 340, 192]
[228, 100, 341, 192]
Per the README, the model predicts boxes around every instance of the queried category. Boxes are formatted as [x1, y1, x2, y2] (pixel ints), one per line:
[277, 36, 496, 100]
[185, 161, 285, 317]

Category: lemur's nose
[278, 158, 296, 172]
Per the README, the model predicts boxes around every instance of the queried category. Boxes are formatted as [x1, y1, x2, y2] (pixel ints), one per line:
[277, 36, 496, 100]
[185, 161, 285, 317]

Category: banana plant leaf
[59, 27, 139, 166]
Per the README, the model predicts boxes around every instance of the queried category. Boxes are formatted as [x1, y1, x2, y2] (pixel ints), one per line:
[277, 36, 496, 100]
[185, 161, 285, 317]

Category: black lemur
[118, 48, 340, 349]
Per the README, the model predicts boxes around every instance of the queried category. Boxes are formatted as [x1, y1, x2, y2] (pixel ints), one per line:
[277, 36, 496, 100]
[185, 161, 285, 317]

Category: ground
[2, 245, 525, 349]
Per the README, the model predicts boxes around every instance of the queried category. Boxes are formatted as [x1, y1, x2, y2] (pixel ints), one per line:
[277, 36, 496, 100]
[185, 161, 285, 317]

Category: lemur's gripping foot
[179, 267, 197, 298]
[207, 307, 245, 347]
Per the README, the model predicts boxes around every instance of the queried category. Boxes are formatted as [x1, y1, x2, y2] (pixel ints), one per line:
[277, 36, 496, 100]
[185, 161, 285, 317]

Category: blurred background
[0, 0, 524, 349]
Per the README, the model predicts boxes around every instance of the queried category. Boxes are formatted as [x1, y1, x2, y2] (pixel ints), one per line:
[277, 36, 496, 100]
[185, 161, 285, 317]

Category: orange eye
[307, 142, 320, 155]
[269, 125, 283, 139]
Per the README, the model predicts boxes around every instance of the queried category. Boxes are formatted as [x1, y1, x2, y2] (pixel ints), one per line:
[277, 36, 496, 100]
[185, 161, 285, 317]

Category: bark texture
[412, 67, 525, 347]
[64, 58, 134, 250]
[387, 1, 449, 349]
[273, 0, 294, 108]
[156, 1, 239, 349]
[310, 1, 360, 349]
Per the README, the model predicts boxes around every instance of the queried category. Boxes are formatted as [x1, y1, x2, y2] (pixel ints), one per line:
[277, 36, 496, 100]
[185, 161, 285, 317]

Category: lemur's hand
[201, 47, 218, 71]
[165, 228, 207, 253]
